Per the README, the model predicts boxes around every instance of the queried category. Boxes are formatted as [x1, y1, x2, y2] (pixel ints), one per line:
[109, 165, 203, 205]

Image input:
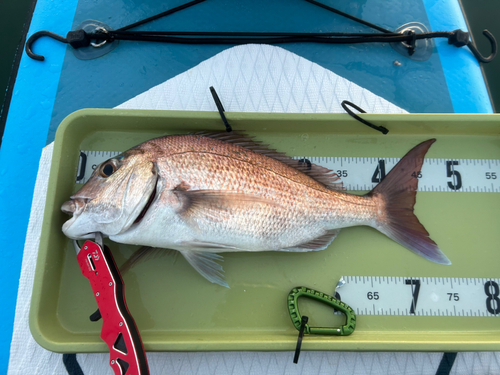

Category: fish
[61, 132, 450, 287]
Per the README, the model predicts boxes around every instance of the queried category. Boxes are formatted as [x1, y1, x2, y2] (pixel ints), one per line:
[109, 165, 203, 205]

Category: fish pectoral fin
[175, 190, 281, 217]
[180, 250, 229, 288]
[282, 229, 341, 252]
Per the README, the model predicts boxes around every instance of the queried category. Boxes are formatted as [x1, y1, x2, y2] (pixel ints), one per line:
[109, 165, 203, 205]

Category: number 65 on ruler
[337, 277, 500, 316]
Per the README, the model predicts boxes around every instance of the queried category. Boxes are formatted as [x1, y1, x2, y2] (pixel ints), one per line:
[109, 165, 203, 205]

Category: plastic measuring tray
[30, 109, 500, 353]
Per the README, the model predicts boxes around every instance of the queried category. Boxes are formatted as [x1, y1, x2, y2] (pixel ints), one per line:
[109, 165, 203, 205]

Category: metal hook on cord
[25, 31, 69, 61]
[448, 29, 497, 63]
[25, 29, 108, 61]
[468, 29, 497, 63]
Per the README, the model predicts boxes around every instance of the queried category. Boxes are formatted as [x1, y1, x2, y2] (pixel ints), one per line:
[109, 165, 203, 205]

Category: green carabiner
[288, 286, 356, 336]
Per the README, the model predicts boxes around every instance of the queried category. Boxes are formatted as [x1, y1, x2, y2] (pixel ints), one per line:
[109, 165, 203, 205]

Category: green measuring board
[31, 110, 500, 352]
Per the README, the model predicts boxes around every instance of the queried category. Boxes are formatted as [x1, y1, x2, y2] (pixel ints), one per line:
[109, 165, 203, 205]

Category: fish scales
[153, 135, 375, 216]
[141, 135, 334, 192]
[166, 153, 372, 243]
[149, 137, 376, 245]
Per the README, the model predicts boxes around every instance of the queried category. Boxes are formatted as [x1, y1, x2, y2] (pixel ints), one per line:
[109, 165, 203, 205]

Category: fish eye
[99, 161, 117, 178]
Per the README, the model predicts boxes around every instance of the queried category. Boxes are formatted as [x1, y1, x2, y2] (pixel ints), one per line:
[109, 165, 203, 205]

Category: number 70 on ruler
[337, 277, 500, 317]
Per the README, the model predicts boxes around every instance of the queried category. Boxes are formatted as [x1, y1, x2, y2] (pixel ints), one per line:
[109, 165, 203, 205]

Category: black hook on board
[210, 87, 232, 132]
[341, 101, 389, 135]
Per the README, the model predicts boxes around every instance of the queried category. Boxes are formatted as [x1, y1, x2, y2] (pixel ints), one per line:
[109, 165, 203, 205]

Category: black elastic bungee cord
[83, 30, 455, 46]
[25, 0, 497, 64]
[116, 0, 207, 32]
[304, 0, 393, 34]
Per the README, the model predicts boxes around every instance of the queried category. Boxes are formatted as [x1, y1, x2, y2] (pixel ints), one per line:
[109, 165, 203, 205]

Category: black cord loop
[341, 100, 389, 135]
[407, 30, 417, 56]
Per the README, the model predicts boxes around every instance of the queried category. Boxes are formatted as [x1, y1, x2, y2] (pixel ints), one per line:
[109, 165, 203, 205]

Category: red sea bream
[62, 132, 450, 287]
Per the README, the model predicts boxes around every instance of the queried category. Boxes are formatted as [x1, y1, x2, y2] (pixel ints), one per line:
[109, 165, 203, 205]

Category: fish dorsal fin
[281, 229, 341, 252]
[195, 131, 343, 190]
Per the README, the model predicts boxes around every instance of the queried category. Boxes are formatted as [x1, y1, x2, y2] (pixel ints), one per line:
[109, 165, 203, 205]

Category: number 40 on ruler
[302, 157, 500, 193]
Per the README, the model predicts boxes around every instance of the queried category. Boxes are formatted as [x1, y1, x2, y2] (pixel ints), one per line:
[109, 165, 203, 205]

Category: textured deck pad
[116, 44, 407, 114]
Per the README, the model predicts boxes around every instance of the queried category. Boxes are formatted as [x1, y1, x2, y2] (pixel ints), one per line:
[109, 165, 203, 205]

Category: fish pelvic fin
[180, 250, 229, 288]
[368, 139, 451, 265]
[120, 247, 176, 275]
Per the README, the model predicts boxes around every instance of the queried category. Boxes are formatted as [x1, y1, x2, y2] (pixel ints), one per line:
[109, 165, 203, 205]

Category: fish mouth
[133, 178, 157, 224]
[61, 198, 93, 239]
[61, 213, 95, 240]
[61, 198, 88, 215]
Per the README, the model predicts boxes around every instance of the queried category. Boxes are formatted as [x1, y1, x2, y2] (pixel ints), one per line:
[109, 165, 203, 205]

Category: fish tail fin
[367, 139, 451, 265]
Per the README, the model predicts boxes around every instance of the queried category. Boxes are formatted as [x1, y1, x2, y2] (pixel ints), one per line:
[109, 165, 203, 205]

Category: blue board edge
[0, 0, 79, 373]
[423, 0, 493, 113]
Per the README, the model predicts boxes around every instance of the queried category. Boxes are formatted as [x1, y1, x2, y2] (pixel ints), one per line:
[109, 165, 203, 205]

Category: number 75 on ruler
[337, 277, 500, 317]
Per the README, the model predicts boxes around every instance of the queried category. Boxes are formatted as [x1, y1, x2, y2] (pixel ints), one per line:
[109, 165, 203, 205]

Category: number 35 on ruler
[79, 152, 500, 192]
[300, 157, 500, 193]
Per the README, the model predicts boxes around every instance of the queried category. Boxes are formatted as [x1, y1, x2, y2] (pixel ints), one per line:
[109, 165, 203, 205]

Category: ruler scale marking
[77, 151, 500, 193]
[337, 276, 500, 317]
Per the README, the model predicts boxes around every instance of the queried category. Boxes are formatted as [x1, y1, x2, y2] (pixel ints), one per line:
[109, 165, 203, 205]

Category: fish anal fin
[195, 131, 343, 190]
[283, 229, 341, 252]
[180, 250, 229, 288]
